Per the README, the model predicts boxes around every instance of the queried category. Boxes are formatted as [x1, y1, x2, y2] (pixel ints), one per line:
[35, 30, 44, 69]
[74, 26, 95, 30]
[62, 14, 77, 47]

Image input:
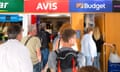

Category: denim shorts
[33, 62, 42, 72]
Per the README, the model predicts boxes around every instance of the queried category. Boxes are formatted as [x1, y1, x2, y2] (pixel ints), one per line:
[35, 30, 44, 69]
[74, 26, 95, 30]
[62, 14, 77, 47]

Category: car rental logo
[76, 2, 106, 10]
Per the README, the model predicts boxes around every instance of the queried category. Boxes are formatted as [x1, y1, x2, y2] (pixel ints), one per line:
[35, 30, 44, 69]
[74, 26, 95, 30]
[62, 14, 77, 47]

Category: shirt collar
[7, 39, 19, 42]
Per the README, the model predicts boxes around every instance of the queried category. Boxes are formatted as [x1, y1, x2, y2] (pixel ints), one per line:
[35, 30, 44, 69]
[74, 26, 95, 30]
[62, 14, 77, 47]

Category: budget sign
[69, 0, 112, 12]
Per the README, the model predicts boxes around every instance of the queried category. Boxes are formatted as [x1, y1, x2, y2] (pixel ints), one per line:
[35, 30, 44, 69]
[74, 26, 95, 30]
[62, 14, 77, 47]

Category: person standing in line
[53, 23, 78, 51]
[81, 27, 97, 66]
[38, 23, 50, 72]
[0, 24, 33, 72]
[48, 28, 85, 72]
[93, 26, 113, 70]
[21, 25, 41, 72]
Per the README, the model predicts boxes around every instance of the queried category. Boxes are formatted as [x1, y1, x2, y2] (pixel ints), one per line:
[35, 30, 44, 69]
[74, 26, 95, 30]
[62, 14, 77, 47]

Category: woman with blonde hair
[93, 26, 113, 70]
[93, 26, 103, 70]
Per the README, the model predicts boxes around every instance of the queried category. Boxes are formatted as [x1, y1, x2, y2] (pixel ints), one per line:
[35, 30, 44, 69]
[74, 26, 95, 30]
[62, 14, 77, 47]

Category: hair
[39, 22, 46, 30]
[93, 26, 101, 40]
[28, 25, 36, 32]
[62, 28, 76, 42]
[7, 24, 22, 39]
[86, 27, 94, 33]
[78, 66, 100, 72]
[59, 23, 71, 35]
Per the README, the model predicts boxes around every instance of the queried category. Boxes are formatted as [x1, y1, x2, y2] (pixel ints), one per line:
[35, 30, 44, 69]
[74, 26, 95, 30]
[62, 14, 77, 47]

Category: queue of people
[0, 23, 114, 72]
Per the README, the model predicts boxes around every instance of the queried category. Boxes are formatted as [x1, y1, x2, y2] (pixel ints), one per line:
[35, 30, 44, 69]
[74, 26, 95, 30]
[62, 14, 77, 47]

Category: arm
[36, 38, 42, 62]
[99, 35, 113, 48]
[36, 48, 41, 62]
[104, 43, 114, 48]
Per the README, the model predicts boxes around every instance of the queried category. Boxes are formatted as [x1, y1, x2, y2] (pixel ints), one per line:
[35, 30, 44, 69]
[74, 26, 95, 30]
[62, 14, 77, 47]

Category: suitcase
[108, 61, 120, 72]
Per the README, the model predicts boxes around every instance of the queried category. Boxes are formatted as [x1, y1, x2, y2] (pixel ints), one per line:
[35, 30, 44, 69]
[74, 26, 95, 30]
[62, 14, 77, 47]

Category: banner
[25, 0, 69, 12]
[0, 0, 23, 12]
[0, 15, 22, 22]
[112, 0, 120, 12]
[0, 0, 119, 13]
[69, 0, 112, 12]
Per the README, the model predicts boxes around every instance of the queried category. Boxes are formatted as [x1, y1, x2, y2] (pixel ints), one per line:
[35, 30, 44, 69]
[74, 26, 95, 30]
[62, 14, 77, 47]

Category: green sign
[0, 0, 23, 12]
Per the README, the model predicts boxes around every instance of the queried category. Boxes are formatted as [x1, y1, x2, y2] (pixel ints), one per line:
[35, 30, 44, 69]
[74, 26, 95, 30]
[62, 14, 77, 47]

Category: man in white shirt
[81, 27, 97, 66]
[0, 24, 33, 72]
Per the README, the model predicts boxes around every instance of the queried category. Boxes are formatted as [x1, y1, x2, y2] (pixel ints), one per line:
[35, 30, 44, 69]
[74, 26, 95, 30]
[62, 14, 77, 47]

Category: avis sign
[25, 0, 68, 12]
[36, 2, 57, 10]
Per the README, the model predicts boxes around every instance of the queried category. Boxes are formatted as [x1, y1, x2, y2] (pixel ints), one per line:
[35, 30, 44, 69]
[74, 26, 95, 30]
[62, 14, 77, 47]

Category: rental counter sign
[69, 0, 112, 12]
[0, 0, 23, 12]
[24, 0, 69, 12]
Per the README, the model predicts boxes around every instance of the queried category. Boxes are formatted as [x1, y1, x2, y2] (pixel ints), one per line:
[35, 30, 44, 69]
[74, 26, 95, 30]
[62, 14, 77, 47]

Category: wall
[105, 13, 120, 72]
[71, 13, 84, 51]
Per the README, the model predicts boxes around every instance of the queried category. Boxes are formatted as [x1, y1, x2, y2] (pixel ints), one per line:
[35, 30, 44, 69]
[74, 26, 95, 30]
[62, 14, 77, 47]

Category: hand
[91, 57, 94, 63]
[38, 56, 41, 62]
[110, 44, 116, 48]
[111, 44, 114, 48]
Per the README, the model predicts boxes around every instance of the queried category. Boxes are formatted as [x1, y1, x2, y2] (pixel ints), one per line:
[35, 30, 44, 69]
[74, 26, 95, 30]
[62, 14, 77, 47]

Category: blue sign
[0, 15, 22, 22]
[69, 0, 112, 12]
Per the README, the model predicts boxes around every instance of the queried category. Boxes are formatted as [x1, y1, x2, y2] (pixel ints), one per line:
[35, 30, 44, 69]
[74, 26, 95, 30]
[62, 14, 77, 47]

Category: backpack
[55, 49, 78, 72]
[38, 30, 50, 49]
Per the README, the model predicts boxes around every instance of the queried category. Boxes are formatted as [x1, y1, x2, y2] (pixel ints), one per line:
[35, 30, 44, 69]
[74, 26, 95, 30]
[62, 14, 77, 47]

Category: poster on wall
[0, 0, 23, 12]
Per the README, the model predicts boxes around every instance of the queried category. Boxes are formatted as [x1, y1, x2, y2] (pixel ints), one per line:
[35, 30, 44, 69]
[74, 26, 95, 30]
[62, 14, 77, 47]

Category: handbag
[109, 45, 120, 63]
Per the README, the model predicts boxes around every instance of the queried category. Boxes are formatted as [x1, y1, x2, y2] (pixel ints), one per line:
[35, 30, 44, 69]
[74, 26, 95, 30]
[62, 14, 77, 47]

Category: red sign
[31, 15, 36, 24]
[24, 0, 69, 12]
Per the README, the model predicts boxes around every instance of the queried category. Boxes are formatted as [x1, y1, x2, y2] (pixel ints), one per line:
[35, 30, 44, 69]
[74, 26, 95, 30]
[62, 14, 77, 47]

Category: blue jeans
[93, 53, 100, 70]
[85, 56, 93, 66]
[33, 62, 41, 72]
[41, 48, 49, 69]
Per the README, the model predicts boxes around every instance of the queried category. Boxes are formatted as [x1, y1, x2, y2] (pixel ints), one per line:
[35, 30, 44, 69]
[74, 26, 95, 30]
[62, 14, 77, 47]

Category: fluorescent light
[46, 14, 61, 17]
[46, 13, 70, 17]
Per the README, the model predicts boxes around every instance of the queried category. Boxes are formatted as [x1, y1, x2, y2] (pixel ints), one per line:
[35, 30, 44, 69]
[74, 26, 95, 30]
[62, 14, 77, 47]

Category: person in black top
[38, 23, 50, 71]
[93, 26, 113, 70]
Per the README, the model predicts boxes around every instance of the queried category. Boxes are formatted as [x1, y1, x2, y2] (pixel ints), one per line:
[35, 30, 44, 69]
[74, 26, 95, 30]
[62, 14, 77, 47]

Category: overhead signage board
[0, 0, 23, 12]
[112, 0, 120, 12]
[24, 0, 69, 12]
[69, 0, 112, 12]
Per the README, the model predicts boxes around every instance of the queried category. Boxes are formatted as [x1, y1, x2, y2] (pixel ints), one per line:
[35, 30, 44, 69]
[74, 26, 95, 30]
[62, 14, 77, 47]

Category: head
[61, 28, 76, 47]
[93, 26, 101, 40]
[40, 23, 46, 30]
[28, 25, 37, 36]
[86, 27, 94, 35]
[7, 24, 22, 41]
[78, 66, 100, 72]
